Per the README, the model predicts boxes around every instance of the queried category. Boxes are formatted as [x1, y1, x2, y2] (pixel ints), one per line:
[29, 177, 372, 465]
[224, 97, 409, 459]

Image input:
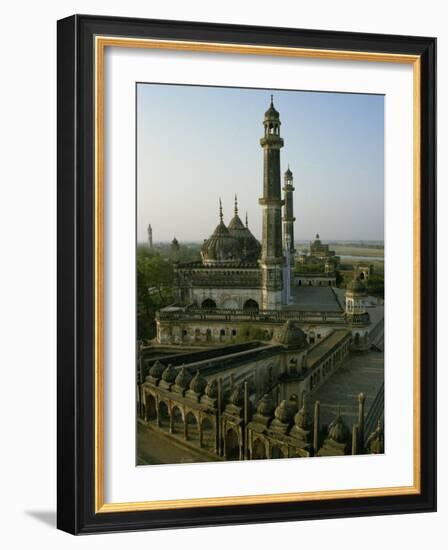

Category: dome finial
[245, 211, 248, 228]
[234, 194, 238, 216]
[270, 94, 274, 107]
[219, 198, 223, 222]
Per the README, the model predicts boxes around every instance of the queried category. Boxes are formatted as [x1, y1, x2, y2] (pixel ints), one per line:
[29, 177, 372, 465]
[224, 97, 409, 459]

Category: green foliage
[136, 242, 201, 341]
[233, 324, 271, 343]
[294, 262, 325, 274]
[366, 273, 384, 299]
[137, 252, 174, 340]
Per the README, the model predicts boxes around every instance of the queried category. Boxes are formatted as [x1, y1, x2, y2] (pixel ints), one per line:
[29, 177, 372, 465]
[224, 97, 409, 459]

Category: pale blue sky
[137, 84, 384, 243]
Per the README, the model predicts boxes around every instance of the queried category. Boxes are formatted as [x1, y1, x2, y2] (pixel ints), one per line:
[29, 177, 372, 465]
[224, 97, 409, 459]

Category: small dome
[294, 403, 312, 430]
[161, 364, 176, 383]
[328, 413, 350, 443]
[264, 97, 280, 120]
[276, 320, 308, 349]
[274, 397, 298, 424]
[175, 366, 192, 388]
[148, 360, 164, 379]
[256, 394, 275, 417]
[189, 370, 207, 395]
[204, 379, 218, 398]
[366, 420, 384, 454]
[347, 276, 366, 294]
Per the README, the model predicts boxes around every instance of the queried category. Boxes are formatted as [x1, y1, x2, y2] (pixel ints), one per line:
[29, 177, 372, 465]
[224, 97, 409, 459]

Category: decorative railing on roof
[156, 307, 346, 324]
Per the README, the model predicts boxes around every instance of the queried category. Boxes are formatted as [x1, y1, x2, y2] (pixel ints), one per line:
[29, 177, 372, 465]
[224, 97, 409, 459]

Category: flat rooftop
[285, 286, 343, 312]
[312, 345, 384, 429]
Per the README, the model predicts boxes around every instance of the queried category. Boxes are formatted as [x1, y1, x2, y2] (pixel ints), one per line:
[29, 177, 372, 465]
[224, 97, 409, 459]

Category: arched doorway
[201, 417, 214, 449]
[185, 412, 199, 441]
[145, 394, 157, 422]
[202, 298, 216, 309]
[359, 271, 365, 280]
[243, 299, 259, 312]
[206, 328, 212, 342]
[172, 406, 184, 435]
[158, 401, 170, 429]
[225, 428, 240, 460]
[252, 438, 266, 460]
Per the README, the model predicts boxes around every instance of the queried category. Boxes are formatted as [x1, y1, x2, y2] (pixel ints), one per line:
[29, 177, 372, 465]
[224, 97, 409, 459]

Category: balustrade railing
[157, 307, 346, 324]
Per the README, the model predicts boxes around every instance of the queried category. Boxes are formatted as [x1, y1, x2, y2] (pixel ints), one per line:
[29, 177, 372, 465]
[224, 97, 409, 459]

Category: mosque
[137, 97, 384, 464]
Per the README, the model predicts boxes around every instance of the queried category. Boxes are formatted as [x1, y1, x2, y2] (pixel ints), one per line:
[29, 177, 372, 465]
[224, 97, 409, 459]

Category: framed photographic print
[57, 15, 436, 534]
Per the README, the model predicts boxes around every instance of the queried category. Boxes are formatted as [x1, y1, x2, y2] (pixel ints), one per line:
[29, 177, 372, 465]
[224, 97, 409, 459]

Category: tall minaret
[283, 166, 296, 255]
[147, 223, 153, 249]
[259, 96, 285, 309]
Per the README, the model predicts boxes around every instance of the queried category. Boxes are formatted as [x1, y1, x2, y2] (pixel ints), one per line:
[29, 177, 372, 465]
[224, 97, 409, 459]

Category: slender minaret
[259, 96, 285, 309]
[283, 167, 295, 303]
[283, 166, 296, 255]
[147, 223, 153, 249]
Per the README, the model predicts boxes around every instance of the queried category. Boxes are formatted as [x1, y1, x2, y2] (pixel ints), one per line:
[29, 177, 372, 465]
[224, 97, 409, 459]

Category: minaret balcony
[260, 136, 284, 148]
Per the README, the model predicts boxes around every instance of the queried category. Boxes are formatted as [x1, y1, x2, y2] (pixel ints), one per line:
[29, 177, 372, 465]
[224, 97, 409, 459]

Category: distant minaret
[147, 224, 153, 249]
[283, 166, 296, 255]
[259, 96, 285, 309]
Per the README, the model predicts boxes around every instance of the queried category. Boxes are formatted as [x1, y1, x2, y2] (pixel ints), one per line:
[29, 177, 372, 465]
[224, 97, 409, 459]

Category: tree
[366, 274, 384, 299]
[137, 253, 174, 340]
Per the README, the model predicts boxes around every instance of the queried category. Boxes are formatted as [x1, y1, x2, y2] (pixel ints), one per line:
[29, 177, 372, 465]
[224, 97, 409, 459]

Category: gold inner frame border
[94, 36, 421, 513]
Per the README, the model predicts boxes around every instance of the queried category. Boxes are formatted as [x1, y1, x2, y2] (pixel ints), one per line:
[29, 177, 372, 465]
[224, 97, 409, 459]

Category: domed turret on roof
[146, 360, 165, 384]
[161, 364, 176, 383]
[276, 320, 308, 349]
[346, 276, 367, 295]
[188, 370, 207, 395]
[327, 412, 350, 444]
[273, 397, 298, 424]
[201, 199, 243, 265]
[174, 366, 192, 389]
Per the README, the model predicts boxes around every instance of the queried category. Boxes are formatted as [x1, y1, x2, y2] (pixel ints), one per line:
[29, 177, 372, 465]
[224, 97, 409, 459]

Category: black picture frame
[57, 14, 436, 534]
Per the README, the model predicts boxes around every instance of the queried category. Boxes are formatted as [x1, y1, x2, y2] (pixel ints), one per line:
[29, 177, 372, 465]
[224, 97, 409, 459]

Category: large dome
[227, 198, 261, 263]
[201, 199, 243, 265]
[201, 220, 242, 265]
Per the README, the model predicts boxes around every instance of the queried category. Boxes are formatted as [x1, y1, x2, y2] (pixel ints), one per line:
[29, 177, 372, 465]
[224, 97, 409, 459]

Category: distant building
[355, 263, 374, 282]
[294, 234, 339, 287]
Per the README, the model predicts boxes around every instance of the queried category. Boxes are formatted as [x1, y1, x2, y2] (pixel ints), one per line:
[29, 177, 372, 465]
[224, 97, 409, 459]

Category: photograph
[136, 84, 385, 465]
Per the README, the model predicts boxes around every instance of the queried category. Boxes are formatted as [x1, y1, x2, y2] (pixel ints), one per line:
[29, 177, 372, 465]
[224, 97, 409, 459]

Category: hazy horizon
[137, 84, 384, 243]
